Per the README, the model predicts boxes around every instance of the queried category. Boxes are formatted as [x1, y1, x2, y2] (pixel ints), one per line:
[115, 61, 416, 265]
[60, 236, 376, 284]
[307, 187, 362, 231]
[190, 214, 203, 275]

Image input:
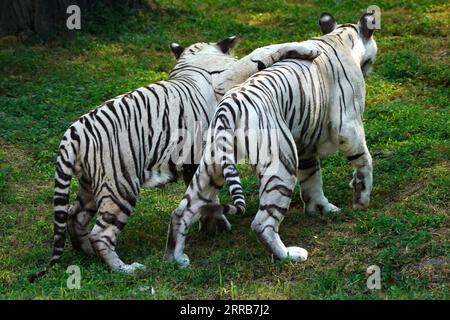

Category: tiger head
[319, 12, 378, 77]
[168, 36, 240, 83]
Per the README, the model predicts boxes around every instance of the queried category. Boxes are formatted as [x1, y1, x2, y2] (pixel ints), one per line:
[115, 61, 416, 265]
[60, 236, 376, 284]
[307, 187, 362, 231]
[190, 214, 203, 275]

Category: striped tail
[220, 163, 246, 215]
[198, 163, 246, 222]
[29, 128, 77, 282]
[51, 136, 76, 264]
[200, 108, 246, 220]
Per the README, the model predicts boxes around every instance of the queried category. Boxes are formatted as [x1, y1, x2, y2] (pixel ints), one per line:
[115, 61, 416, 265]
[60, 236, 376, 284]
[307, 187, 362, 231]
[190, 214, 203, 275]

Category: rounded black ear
[319, 12, 337, 35]
[216, 35, 240, 54]
[359, 13, 376, 39]
[170, 43, 185, 59]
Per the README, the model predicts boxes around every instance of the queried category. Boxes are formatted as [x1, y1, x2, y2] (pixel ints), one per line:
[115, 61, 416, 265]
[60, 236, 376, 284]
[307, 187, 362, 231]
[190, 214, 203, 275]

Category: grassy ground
[0, 0, 449, 299]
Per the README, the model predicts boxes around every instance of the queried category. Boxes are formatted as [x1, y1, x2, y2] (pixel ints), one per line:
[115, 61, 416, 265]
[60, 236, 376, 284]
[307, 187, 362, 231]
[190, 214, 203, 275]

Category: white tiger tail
[29, 127, 79, 282]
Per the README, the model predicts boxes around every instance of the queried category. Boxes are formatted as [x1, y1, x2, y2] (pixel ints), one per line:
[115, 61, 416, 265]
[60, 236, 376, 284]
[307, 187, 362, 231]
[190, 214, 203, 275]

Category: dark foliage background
[0, 0, 150, 37]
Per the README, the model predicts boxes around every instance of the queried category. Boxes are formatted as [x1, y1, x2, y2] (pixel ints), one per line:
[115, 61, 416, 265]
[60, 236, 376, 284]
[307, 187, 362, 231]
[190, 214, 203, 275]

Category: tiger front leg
[298, 157, 340, 215]
[219, 42, 322, 96]
[338, 122, 373, 210]
[251, 41, 322, 67]
[348, 151, 373, 210]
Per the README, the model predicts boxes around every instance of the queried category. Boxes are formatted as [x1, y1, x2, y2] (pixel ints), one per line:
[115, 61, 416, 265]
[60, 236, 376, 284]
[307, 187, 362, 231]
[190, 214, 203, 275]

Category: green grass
[0, 0, 449, 299]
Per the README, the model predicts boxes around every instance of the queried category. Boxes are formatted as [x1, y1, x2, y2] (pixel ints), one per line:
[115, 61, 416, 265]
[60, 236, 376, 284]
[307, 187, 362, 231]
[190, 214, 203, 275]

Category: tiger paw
[284, 42, 322, 60]
[350, 173, 370, 210]
[352, 185, 370, 210]
[305, 200, 341, 215]
[175, 253, 190, 268]
[285, 247, 308, 262]
[120, 262, 146, 274]
[322, 202, 341, 214]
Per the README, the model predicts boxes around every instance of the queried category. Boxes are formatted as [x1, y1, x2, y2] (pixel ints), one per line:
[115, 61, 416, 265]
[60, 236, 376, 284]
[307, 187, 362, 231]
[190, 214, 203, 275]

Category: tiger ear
[358, 12, 376, 39]
[217, 35, 240, 54]
[170, 43, 185, 59]
[319, 12, 337, 35]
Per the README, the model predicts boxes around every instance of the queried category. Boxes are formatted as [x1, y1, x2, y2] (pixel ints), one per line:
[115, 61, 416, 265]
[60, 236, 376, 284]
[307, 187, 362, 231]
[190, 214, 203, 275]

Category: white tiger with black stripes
[165, 13, 377, 267]
[35, 37, 321, 277]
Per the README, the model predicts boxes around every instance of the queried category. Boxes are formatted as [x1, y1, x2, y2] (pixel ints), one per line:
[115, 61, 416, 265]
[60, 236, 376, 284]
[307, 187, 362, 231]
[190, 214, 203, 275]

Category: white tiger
[165, 12, 377, 267]
[29, 36, 321, 281]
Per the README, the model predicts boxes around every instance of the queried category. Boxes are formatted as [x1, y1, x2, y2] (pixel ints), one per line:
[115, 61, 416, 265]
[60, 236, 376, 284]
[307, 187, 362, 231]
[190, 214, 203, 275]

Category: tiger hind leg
[297, 157, 340, 215]
[165, 163, 224, 267]
[251, 165, 308, 262]
[89, 199, 145, 273]
[181, 164, 228, 233]
[67, 186, 96, 256]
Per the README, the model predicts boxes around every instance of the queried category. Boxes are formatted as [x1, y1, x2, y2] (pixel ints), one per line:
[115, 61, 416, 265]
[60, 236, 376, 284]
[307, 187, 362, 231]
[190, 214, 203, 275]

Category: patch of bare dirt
[400, 257, 449, 287]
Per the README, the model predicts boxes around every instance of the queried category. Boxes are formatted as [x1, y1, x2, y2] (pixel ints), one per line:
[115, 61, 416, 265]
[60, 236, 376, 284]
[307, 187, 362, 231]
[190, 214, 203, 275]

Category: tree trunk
[0, 0, 149, 37]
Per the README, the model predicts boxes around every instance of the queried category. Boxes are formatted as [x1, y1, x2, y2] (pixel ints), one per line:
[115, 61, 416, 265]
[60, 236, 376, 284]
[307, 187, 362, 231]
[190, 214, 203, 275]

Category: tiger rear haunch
[30, 36, 321, 279]
[165, 12, 377, 267]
